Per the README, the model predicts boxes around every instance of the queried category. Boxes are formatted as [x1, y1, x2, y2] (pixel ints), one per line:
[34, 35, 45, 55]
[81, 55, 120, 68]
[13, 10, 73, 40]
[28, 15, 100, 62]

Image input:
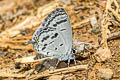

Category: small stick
[108, 8, 120, 22]
[108, 31, 120, 40]
[28, 64, 88, 79]
[0, 69, 25, 78]
[15, 56, 54, 64]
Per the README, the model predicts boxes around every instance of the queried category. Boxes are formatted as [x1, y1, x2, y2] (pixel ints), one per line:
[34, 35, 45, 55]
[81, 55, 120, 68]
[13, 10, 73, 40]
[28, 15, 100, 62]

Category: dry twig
[28, 64, 88, 80]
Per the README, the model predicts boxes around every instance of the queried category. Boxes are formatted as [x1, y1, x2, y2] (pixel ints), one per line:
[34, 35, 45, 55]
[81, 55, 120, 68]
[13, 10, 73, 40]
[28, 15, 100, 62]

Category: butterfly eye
[72, 48, 77, 54]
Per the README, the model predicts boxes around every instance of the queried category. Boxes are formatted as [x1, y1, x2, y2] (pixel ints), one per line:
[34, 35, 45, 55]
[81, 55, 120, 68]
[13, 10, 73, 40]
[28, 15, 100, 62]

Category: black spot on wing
[42, 47, 46, 51]
[51, 33, 58, 39]
[60, 29, 66, 31]
[49, 41, 54, 44]
[41, 36, 49, 42]
[47, 52, 49, 55]
[52, 19, 67, 27]
[57, 19, 67, 24]
[56, 8, 66, 13]
[60, 43, 63, 46]
[43, 27, 48, 30]
[53, 24, 57, 27]
[37, 27, 56, 39]
[55, 47, 57, 50]
[44, 44, 47, 46]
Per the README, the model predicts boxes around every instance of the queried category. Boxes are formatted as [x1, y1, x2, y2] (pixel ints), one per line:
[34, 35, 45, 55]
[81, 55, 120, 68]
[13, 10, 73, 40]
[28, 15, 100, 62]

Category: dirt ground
[0, 0, 120, 80]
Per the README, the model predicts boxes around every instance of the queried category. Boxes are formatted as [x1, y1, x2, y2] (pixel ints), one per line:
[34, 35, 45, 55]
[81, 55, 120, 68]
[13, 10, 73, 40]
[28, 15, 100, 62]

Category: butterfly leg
[34, 54, 47, 60]
[67, 58, 71, 70]
[55, 59, 60, 69]
[73, 57, 76, 65]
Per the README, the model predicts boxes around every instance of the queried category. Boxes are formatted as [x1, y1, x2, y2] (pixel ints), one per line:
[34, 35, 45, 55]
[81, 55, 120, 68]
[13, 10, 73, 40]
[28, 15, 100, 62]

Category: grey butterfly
[28, 8, 76, 67]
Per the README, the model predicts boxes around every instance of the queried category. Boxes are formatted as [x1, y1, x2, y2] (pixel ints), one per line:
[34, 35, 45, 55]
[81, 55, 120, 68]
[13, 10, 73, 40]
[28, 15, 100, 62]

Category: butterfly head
[25, 39, 39, 45]
[72, 48, 77, 54]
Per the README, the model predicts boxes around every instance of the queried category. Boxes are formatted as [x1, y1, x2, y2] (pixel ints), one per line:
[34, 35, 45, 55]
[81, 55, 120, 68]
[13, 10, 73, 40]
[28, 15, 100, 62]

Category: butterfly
[28, 8, 76, 67]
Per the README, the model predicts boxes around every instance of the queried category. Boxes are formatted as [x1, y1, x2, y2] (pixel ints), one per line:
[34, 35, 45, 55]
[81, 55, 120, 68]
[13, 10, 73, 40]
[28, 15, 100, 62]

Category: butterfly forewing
[32, 8, 73, 61]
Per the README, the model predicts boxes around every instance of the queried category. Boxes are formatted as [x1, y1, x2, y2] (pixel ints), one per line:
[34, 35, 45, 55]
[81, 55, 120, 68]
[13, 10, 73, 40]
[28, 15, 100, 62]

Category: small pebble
[98, 68, 113, 79]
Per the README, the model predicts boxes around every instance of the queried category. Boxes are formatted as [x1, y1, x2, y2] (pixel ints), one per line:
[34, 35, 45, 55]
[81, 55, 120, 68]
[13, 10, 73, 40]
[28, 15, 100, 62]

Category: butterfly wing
[32, 8, 73, 61]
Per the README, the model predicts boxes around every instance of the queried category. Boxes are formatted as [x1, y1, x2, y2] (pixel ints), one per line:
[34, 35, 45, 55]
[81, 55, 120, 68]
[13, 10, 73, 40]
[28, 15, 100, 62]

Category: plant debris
[0, 0, 120, 80]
